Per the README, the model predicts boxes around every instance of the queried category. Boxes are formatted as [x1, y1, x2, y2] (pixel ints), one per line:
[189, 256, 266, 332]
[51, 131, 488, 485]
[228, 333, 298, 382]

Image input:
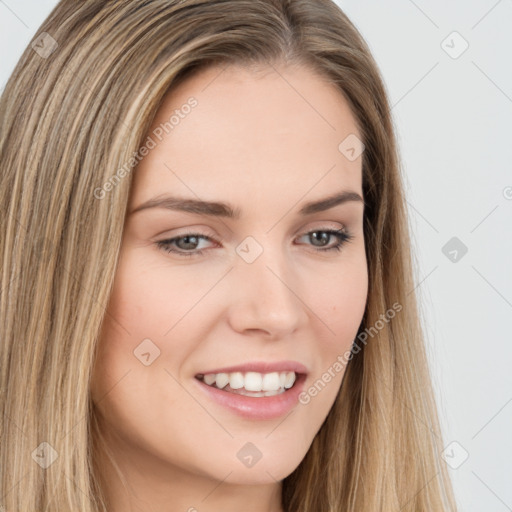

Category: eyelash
[155, 228, 354, 258]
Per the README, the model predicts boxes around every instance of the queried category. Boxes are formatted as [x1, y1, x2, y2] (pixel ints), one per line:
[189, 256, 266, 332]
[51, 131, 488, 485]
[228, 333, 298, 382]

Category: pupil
[312, 231, 329, 246]
[178, 235, 198, 250]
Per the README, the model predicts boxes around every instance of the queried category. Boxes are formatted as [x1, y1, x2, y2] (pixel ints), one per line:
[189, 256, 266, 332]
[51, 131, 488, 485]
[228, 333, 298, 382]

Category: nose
[227, 244, 309, 339]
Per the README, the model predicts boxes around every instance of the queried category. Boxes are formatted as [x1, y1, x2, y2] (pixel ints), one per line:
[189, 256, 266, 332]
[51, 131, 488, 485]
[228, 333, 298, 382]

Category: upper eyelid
[159, 220, 348, 239]
[162, 225, 348, 241]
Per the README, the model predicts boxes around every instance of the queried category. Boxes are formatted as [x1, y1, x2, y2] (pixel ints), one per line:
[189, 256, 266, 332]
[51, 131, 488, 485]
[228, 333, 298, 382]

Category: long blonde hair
[0, 0, 457, 510]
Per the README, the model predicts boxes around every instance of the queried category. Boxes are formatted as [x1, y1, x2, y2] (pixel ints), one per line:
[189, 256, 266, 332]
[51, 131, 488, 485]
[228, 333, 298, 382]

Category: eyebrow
[129, 190, 364, 218]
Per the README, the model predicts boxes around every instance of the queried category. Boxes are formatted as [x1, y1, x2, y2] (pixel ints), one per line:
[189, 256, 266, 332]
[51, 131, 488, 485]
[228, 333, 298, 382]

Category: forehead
[130, 63, 363, 210]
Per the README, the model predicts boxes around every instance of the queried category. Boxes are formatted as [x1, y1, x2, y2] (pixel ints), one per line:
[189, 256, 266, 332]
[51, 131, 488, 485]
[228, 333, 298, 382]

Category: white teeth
[262, 372, 281, 391]
[244, 372, 263, 391]
[204, 374, 216, 386]
[200, 370, 299, 394]
[214, 373, 229, 389]
[229, 372, 244, 390]
[284, 371, 296, 389]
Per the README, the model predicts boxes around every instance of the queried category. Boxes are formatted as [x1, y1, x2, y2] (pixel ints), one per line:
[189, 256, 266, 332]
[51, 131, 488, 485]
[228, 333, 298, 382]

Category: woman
[0, 0, 457, 510]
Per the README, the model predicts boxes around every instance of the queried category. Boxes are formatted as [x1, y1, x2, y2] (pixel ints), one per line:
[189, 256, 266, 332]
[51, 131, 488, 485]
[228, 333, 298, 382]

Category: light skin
[90, 61, 368, 512]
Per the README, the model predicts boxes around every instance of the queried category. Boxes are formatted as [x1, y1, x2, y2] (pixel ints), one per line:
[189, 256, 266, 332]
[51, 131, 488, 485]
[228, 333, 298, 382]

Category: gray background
[1, 1, 511, 510]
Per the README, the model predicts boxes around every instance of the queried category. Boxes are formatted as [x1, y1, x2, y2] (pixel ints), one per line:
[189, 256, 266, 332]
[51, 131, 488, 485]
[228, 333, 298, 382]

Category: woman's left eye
[156, 228, 354, 258]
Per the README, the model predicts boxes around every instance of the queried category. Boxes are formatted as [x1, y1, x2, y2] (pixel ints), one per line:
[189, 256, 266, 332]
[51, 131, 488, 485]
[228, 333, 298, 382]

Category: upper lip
[196, 360, 309, 376]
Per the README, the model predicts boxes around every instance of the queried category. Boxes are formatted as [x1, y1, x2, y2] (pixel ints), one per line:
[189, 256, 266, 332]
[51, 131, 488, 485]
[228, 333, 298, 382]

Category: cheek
[296, 259, 367, 408]
[90, 249, 217, 401]
[112, 250, 224, 336]
[297, 256, 367, 410]
[311, 259, 368, 346]
[104, 250, 205, 342]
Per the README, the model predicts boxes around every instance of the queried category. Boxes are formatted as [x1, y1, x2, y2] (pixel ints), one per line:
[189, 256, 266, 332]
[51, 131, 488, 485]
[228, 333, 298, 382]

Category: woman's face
[91, 62, 368, 505]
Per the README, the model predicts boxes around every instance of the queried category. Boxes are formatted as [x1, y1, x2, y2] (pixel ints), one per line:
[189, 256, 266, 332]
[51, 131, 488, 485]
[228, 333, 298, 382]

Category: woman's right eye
[156, 233, 217, 258]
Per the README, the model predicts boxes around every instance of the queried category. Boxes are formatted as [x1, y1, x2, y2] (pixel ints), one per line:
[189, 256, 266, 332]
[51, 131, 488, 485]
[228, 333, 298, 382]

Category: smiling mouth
[195, 370, 299, 397]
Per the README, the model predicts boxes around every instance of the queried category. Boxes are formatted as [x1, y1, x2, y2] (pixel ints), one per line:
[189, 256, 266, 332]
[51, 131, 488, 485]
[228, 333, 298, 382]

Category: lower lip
[194, 374, 307, 420]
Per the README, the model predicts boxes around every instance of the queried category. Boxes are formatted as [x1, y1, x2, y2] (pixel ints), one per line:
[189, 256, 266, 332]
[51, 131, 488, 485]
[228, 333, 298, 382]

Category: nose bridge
[228, 235, 307, 336]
